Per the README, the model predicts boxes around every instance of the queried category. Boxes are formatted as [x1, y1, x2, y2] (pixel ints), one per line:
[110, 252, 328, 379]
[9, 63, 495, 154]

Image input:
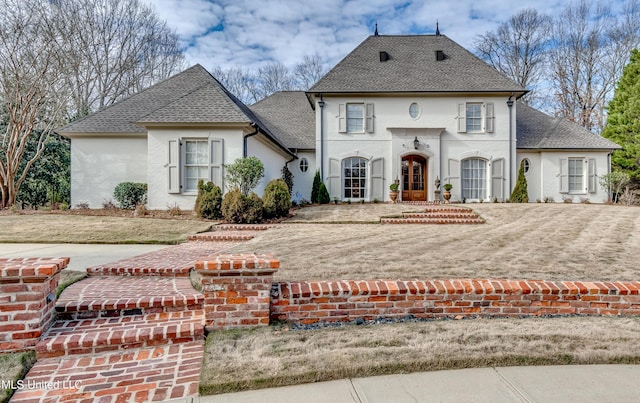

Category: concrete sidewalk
[0, 243, 168, 271]
[179, 365, 640, 403]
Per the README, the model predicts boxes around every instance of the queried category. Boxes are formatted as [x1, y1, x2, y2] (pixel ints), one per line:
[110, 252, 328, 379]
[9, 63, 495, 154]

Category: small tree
[599, 171, 631, 203]
[510, 160, 529, 203]
[113, 182, 147, 209]
[311, 170, 321, 203]
[281, 165, 294, 196]
[225, 157, 264, 196]
[317, 182, 330, 204]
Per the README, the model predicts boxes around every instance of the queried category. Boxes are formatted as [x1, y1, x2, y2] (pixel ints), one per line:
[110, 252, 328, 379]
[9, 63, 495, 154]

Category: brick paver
[11, 341, 204, 402]
[381, 206, 485, 224]
[11, 225, 273, 403]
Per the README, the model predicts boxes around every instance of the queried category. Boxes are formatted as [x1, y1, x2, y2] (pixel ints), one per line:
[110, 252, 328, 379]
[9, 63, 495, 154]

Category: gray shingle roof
[310, 35, 526, 94]
[58, 65, 236, 133]
[517, 102, 620, 150]
[249, 92, 315, 149]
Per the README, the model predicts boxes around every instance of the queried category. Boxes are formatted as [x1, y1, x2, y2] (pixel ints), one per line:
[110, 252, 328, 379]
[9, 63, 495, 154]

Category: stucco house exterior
[58, 34, 619, 208]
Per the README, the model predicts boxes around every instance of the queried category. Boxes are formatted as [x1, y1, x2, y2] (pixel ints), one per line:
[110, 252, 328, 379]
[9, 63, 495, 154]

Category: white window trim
[338, 103, 374, 134]
[568, 158, 586, 194]
[183, 139, 209, 194]
[168, 137, 224, 195]
[457, 102, 494, 134]
[342, 156, 368, 200]
[461, 158, 488, 201]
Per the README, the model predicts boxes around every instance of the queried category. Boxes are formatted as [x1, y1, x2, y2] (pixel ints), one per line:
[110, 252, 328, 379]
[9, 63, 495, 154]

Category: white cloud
[142, 0, 626, 73]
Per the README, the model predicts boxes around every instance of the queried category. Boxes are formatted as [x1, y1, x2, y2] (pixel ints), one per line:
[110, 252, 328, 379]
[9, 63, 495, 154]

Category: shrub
[221, 189, 263, 223]
[317, 182, 330, 204]
[195, 180, 223, 219]
[263, 179, 292, 219]
[113, 182, 147, 209]
[311, 170, 321, 203]
[281, 165, 294, 196]
[510, 160, 529, 203]
[225, 157, 264, 196]
[599, 171, 630, 203]
[102, 199, 117, 209]
[167, 202, 182, 216]
[245, 192, 263, 223]
[75, 202, 90, 209]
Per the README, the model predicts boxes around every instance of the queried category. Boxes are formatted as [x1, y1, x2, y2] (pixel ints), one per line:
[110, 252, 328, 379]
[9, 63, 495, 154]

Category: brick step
[214, 224, 277, 231]
[422, 206, 475, 213]
[188, 231, 254, 241]
[87, 265, 192, 277]
[56, 276, 204, 320]
[381, 217, 485, 224]
[36, 310, 205, 359]
[403, 212, 480, 219]
[12, 341, 203, 402]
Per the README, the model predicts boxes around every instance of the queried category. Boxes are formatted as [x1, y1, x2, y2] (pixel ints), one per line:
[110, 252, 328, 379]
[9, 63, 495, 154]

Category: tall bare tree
[475, 8, 551, 104]
[52, 0, 184, 118]
[294, 54, 326, 90]
[211, 66, 262, 105]
[0, 1, 68, 208]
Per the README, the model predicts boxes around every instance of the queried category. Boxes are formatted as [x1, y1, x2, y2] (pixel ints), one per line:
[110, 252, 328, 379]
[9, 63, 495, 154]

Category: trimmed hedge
[113, 182, 147, 209]
[195, 180, 223, 219]
[263, 179, 291, 219]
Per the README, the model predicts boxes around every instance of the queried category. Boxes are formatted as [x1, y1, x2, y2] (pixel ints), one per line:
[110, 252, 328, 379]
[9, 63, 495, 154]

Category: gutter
[243, 123, 260, 158]
[318, 94, 325, 179]
[507, 94, 514, 194]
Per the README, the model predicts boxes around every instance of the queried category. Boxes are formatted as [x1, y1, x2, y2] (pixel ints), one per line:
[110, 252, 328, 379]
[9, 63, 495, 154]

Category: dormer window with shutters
[457, 102, 494, 133]
[338, 103, 374, 133]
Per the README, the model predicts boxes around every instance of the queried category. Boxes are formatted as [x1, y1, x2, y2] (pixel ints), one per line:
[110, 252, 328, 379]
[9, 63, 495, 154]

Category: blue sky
[144, 0, 628, 72]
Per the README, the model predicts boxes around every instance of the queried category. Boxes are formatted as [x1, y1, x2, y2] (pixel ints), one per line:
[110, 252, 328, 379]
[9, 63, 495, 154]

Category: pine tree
[602, 49, 640, 185]
[311, 170, 321, 203]
[510, 160, 529, 203]
[317, 182, 330, 204]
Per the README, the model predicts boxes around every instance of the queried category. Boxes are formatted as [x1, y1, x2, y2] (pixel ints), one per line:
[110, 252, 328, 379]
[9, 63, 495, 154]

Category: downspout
[507, 94, 514, 194]
[318, 95, 325, 179]
[243, 122, 259, 158]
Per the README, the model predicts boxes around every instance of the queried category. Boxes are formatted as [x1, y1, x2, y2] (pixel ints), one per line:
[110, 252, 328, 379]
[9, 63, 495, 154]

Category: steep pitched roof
[57, 64, 293, 156]
[310, 35, 526, 94]
[249, 92, 315, 149]
[517, 102, 620, 150]
[58, 65, 247, 133]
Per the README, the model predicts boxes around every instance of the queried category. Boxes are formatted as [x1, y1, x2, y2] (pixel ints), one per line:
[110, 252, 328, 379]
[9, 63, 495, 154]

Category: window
[457, 102, 494, 133]
[522, 158, 530, 174]
[346, 104, 364, 132]
[409, 102, 420, 119]
[338, 103, 374, 133]
[568, 158, 584, 193]
[343, 157, 367, 199]
[466, 104, 482, 132]
[299, 157, 309, 173]
[167, 138, 223, 194]
[462, 158, 487, 200]
[184, 140, 208, 192]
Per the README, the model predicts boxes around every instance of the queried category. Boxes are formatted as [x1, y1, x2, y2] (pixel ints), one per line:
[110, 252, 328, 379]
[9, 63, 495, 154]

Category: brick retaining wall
[0, 257, 69, 352]
[270, 279, 640, 325]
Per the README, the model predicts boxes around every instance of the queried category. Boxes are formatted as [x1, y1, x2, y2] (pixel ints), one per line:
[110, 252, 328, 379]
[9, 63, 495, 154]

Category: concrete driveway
[0, 243, 169, 271]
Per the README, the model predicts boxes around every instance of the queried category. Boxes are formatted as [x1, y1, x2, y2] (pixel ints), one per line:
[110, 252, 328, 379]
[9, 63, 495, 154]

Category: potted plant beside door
[389, 183, 399, 203]
[443, 183, 453, 203]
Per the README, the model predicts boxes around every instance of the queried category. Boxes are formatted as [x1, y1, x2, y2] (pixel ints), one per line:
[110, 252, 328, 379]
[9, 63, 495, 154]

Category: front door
[402, 155, 427, 201]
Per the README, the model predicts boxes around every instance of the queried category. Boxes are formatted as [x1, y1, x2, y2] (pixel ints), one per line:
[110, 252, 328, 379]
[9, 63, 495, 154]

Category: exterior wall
[539, 151, 611, 203]
[70, 136, 147, 208]
[290, 151, 316, 202]
[516, 152, 541, 202]
[147, 128, 244, 210]
[246, 135, 288, 197]
[316, 95, 513, 202]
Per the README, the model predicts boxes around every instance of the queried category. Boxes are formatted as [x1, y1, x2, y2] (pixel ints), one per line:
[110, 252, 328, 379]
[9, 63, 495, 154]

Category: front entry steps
[381, 206, 485, 224]
[188, 223, 278, 242]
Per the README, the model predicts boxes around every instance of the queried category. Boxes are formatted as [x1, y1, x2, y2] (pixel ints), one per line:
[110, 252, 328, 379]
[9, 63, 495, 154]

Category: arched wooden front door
[401, 155, 427, 201]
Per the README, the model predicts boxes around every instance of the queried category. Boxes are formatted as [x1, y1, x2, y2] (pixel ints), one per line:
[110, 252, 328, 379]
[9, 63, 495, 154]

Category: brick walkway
[12, 226, 269, 403]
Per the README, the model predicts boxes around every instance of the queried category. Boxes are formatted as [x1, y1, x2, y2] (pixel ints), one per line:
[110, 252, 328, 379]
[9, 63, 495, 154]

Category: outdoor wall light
[413, 136, 420, 150]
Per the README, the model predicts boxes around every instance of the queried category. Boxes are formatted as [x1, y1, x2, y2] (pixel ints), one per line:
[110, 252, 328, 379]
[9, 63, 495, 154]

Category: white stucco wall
[315, 95, 514, 202]
[246, 134, 288, 197]
[539, 151, 612, 203]
[289, 151, 316, 202]
[147, 128, 244, 210]
[70, 136, 147, 208]
[516, 152, 541, 202]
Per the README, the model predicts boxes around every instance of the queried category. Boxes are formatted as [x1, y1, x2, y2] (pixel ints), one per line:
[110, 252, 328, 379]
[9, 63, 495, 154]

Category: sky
[143, 0, 628, 73]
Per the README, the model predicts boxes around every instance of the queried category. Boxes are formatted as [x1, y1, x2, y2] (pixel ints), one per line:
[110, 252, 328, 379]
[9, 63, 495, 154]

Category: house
[58, 34, 620, 208]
